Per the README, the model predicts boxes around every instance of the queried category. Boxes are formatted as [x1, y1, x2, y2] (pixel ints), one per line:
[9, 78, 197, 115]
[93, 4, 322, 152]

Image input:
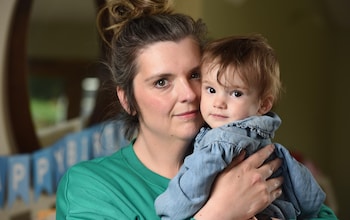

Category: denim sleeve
[154, 144, 232, 220]
[274, 144, 326, 218]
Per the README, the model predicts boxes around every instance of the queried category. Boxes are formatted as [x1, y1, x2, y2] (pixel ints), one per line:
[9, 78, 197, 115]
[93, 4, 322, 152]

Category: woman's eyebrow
[144, 73, 173, 83]
[189, 65, 201, 74]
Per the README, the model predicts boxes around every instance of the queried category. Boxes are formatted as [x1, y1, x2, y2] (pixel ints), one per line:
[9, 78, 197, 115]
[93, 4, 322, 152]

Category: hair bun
[109, 1, 135, 24]
[97, 0, 174, 43]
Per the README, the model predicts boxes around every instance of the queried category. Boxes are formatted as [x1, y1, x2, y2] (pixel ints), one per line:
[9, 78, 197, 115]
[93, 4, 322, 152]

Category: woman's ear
[116, 87, 131, 114]
[258, 95, 274, 115]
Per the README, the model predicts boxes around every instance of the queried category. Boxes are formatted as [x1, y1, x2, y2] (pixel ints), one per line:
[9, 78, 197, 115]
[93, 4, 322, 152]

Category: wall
[329, 28, 350, 220]
[176, 0, 349, 218]
[28, 0, 99, 59]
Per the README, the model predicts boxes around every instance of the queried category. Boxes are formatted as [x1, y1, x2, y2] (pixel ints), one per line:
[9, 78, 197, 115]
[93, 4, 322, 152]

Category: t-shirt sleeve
[55, 162, 135, 219]
[307, 204, 338, 220]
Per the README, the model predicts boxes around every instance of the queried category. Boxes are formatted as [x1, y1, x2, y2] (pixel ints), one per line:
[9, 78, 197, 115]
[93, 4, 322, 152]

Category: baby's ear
[116, 87, 134, 115]
[258, 95, 273, 115]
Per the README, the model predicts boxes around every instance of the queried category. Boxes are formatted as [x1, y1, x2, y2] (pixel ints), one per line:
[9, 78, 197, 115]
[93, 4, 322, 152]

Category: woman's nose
[178, 81, 198, 103]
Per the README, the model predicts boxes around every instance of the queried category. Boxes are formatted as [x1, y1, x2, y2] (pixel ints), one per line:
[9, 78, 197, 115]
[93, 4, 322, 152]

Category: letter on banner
[78, 135, 91, 161]
[7, 154, 30, 207]
[101, 121, 129, 155]
[33, 148, 54, 200]
[93, 130, 103, 158]
[101, 123, 116, 156]
[114, 120, 129, 150]
[66, 135, 78, 168]
[79, 131, 91, 162]
[0, 156, 7, 207]
[52, 139, 67, 187]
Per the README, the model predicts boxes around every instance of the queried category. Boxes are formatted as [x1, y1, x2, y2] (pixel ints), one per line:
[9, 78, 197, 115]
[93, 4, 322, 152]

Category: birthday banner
[0, 120, 129, 208]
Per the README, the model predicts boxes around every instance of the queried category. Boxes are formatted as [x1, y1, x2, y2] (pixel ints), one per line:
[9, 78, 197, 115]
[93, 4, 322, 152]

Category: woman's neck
[133, 131, 191, 178]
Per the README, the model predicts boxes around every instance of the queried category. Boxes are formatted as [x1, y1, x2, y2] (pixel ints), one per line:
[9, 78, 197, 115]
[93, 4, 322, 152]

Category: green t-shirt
[56, 142, 338, 220]
[56, 143, 169, 219]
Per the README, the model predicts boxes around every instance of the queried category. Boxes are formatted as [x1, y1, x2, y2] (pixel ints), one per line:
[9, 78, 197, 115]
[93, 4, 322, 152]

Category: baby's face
[200, 64, 262, 128]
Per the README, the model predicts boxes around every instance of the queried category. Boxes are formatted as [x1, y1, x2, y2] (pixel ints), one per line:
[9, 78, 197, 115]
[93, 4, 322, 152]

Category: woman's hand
[194, 144, 283, 220]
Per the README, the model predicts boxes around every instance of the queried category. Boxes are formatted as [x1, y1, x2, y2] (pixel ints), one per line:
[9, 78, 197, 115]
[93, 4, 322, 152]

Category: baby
[155, 34, 326, 220]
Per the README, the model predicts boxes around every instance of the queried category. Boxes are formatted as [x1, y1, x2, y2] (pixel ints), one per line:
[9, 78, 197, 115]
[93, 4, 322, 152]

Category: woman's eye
[206, 87, 216, 94]
[231, 90, 243, 97]
[155, 79, 168, 88]
[190, 71, 201, 80]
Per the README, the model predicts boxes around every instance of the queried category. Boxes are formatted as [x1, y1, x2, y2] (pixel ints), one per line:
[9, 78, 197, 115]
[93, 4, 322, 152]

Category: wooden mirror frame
[6, 0, 39, 153]
[6, 0, 108, 154]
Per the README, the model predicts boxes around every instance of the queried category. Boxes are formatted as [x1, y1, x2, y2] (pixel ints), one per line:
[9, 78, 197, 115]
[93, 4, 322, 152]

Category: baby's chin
[205, 114, 250, 128]
[206, 120, 231, 129]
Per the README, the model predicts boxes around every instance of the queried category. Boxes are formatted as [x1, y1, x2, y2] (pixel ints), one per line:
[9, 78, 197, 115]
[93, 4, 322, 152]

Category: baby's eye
[155, 79, 169, 88]
[206, 87, 216, 94]
[231, 90, 243, 97]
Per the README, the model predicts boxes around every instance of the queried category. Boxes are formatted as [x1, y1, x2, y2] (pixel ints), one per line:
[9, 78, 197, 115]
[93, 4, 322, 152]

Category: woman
[56, 0, 335, 219]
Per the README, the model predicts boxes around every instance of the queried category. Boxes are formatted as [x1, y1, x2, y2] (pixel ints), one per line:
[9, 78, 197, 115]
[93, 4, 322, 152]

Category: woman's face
[133, 37, 204, 142]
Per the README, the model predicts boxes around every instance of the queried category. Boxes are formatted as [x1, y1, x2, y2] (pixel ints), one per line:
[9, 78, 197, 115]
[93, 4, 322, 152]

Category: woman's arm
[194, 144, 283, 220]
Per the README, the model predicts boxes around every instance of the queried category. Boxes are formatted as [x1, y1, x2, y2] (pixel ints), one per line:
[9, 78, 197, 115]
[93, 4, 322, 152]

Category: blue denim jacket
[155, 112, 325, 220]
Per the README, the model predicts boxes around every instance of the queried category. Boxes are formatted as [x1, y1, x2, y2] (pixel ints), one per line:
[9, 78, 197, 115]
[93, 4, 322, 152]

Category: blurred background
[0, 0, 349, 219]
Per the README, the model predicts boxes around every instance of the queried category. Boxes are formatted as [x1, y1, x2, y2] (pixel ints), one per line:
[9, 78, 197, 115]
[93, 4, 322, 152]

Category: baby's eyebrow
[229, 85, 248, 90]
